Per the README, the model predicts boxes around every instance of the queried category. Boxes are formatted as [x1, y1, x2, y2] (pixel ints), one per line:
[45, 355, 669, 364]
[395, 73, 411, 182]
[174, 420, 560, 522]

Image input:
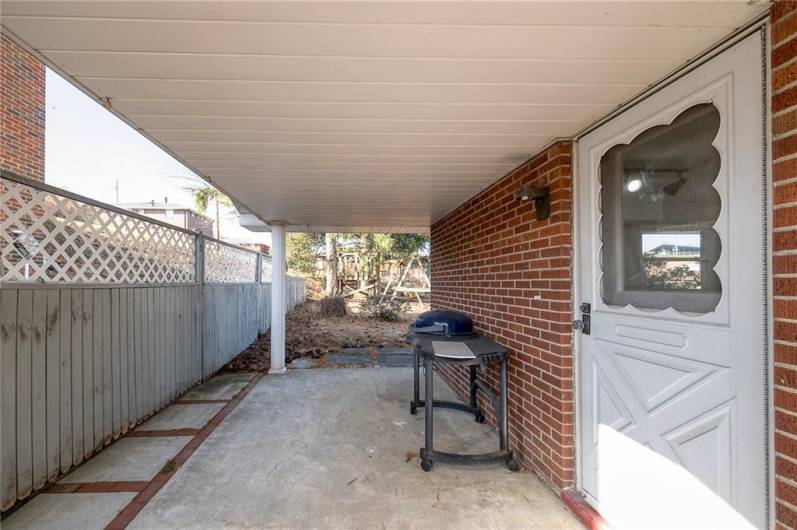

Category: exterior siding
[772, 4, 797, 529]
[0, 35, 45, 181]
[430, 141, 575, 489]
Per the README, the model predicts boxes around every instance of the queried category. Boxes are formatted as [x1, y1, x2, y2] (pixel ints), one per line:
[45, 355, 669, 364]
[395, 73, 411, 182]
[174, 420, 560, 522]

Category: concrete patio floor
[4, 367, 580, 529]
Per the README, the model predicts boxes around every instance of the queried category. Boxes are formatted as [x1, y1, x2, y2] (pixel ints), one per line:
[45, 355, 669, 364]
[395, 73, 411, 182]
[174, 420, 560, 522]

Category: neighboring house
[646, 243, 703, 273]
[119, 200, 214, 237]
[233, 242, 270, 255]
[647, 243, 701, 257]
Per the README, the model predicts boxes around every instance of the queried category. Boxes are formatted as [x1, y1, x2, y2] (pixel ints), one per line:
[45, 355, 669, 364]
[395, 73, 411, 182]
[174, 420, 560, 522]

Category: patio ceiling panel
[1, 1, 767, 232]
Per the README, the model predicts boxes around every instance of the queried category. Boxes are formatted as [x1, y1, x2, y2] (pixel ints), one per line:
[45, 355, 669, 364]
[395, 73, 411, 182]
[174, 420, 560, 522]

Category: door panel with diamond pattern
[576, 33, 766, 529]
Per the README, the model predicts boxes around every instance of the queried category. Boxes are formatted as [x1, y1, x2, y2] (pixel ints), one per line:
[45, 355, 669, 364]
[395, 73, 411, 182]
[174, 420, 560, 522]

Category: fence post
[255, 253, 262, 284]
[196, 234, 206, 378]
[196, 234, 206, 285]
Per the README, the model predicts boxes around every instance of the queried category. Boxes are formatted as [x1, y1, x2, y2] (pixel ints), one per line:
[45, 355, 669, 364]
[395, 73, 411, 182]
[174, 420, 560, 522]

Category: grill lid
[410, 309, 475, 337]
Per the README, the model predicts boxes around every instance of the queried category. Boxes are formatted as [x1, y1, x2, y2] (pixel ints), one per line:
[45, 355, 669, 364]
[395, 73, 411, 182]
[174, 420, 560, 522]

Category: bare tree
[324, 233, 339, 296]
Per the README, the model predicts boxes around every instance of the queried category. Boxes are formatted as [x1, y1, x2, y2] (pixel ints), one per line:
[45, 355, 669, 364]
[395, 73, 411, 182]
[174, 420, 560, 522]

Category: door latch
[572, 302, 591, 335]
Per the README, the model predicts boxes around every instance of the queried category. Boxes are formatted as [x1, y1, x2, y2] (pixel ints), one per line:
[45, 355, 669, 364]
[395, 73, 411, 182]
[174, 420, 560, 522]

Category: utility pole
[114, 178, 120, 204]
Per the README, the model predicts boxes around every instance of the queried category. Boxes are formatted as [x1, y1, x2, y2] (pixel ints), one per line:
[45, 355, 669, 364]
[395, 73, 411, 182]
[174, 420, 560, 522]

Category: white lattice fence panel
[261, 257, 272, 283]
[205, 240, 257, 283]
[1, 178, 196, 283]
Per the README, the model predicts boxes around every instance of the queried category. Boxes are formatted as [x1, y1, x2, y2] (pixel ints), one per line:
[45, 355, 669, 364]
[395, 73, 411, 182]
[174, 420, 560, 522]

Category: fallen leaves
[223, 299, 427, 373]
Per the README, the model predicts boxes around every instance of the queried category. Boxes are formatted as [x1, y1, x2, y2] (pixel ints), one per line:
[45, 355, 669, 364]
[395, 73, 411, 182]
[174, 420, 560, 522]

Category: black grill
[406, 309, 475, 344]
[405, 309, 519, 472]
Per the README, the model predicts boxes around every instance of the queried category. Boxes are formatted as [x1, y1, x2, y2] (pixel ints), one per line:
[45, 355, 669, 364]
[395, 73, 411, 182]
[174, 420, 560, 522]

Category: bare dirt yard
[223, 297, 428, 372]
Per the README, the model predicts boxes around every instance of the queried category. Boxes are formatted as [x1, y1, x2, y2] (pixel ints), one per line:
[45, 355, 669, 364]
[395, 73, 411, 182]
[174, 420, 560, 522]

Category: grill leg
[468, 365, 477, 409]
[425, 354, 434, 451]
[421, 353, 434, 471]
[413, 346, 420, 404]
[499, 355, 508, 451]
[470, 364, 485, 423]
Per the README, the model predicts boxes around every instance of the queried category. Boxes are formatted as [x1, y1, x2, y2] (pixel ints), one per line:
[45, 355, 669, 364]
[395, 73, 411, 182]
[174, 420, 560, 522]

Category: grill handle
[413, 323, 448, 335]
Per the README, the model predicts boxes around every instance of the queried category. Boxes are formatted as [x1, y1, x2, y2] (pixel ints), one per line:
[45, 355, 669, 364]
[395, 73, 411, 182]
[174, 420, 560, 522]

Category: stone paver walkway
[3, 372, 256, 530]
[3, 368, 580, 529]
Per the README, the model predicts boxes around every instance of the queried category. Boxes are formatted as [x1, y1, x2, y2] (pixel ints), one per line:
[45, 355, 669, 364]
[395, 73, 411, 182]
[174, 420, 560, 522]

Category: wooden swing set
[336, 254, 430, 302]
[379, 256, 430, 303]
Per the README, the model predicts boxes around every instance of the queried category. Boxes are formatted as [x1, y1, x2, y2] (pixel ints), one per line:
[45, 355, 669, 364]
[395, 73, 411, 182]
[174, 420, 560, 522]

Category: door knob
[572, 312, 591, 335]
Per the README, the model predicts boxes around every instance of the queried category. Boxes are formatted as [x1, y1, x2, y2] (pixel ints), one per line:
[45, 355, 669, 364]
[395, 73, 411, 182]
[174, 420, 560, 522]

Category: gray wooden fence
[201, 279, 304, 376]
[0, 280, 305, 508]
[0, 173, 306, 510]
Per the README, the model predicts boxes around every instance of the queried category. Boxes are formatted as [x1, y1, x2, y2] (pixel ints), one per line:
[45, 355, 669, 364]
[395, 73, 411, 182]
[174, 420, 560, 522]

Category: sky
[45, 69, 270, 245]
[641, 232, 701, 253]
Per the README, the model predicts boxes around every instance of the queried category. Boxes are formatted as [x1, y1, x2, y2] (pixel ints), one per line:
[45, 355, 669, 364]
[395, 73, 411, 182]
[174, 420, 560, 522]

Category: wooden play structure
[335, 254, 430, 302]
[380, 256, 431, 303]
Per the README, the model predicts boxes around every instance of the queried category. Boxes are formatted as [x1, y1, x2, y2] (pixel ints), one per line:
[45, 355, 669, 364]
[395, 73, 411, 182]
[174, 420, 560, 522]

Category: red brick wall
[430, 141, 574, 489]
[1, 34, 45, 181]
[772, 3, 797, 529]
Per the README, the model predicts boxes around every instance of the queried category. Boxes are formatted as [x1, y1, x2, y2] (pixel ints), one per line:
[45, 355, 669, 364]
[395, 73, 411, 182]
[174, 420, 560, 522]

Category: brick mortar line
[773, 176, 797, 187]
[126, 428, 200, 437]
[773, 7, 797, 31]
[774, 52, 797, 78]
[776, 59, 797, 88]
[772, 103, 797, 120]
[777, 429, 797, 443]
[48, 482, 150, 494]
[778, 450, 797, 465]
[776, 382, 797, 397]
[774, 18, 797, 54]
[431, 246, 573, 260]
[775, 384, 797, 396]
[774, 405, 797, 419]
[777, 474, 797, 490]
[465, 316, 575, 329]
[775, 125, 797, 142]
[776, 497, 797, 518]
[175, 399, 231, 404]
[774, 68, 797, 94]
[462, 374, 573, 412]
[772, 149, 797, 163]
[105, 373, 263, 530]
[434, 283, 571, 289]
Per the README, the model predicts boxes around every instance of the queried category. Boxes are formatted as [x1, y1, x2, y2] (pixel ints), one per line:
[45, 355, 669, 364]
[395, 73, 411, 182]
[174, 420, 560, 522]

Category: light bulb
[626, 178, 642, 193]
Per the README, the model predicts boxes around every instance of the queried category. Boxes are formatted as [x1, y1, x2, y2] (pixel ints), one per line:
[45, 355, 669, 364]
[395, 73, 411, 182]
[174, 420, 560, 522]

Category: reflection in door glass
[639, 231, 702, 290]
[600, 103, 722, 313]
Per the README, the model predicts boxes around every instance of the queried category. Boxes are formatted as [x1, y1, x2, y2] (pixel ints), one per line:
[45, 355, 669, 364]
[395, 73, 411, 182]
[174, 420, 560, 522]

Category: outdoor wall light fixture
[514, 185, 551, 220]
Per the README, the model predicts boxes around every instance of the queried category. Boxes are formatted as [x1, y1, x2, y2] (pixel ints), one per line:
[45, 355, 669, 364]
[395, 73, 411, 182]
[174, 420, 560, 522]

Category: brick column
[1, 34, 45, 181]
[772, 3, 797, 529]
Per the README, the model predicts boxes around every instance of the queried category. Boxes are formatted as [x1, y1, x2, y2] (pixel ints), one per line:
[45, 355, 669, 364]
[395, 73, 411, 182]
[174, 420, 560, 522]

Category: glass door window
[599, 103, 722, 313]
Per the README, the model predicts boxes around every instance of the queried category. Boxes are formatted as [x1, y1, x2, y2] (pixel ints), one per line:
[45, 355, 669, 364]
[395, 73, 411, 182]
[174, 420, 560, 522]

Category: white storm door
[576, 32, 766, 529]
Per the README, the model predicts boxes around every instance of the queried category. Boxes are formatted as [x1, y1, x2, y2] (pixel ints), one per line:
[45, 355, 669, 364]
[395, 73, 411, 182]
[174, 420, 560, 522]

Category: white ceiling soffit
[1, 1, 767, 233]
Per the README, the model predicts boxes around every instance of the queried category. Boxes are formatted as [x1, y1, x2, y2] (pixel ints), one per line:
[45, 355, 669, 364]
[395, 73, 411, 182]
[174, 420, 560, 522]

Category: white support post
[268, 221, 288, 374]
